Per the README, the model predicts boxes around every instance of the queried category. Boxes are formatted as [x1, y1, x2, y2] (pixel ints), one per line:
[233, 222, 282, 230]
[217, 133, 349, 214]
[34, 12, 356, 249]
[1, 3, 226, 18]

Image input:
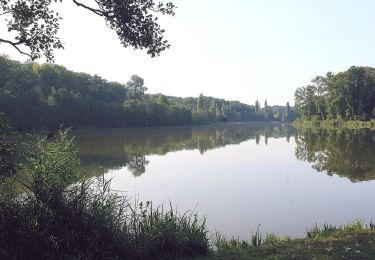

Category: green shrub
[0, 113, 17, 177]
[0, 130, 209, 259]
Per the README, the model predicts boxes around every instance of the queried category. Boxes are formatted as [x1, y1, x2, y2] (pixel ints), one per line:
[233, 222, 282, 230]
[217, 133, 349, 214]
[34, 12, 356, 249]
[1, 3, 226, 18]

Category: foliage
[0, 129, 209, 259]
[0, 56, 295, 130]
[255, 100, 260, 113]
[282, 101, 293, 121]
[295, 67, 375, 121]
[0, 112, 16, 177]
[0, 0, 176, 61]
[126, 75, 148, 100]
[0, 55, 193, 129]
[191, 94, 295, 124]
[20, 128, 80, 200]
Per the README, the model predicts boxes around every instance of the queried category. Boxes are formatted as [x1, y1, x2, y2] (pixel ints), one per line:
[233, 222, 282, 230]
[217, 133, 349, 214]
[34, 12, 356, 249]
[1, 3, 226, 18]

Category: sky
[1, 0, 375, 106]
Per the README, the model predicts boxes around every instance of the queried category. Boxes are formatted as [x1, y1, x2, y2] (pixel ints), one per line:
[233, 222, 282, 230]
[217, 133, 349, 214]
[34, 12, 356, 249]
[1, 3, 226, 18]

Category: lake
[73, 123, 375, 239]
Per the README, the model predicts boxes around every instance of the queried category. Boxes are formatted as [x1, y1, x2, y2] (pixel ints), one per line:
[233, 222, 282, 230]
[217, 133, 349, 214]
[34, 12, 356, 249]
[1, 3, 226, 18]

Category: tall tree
[197, 93, 205, 111]
[126, 75, 147, 101]
[210, 98, 216, 112]
[264, 100, 268, 114]
[255, 100, 260, 113]
[295, 66, 375, 120]
[294, 85, 317, 119]
[286, 102, 291, 116]
[283, 101, 290, 121]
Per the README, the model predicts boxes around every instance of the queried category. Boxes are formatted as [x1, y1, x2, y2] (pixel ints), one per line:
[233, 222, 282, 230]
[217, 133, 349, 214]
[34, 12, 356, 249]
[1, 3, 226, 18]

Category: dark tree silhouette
[0, 0, 176, 62]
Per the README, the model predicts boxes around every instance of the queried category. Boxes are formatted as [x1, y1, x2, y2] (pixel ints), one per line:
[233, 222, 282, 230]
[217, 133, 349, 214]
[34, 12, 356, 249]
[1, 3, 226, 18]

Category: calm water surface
[73, 123, 375, 239]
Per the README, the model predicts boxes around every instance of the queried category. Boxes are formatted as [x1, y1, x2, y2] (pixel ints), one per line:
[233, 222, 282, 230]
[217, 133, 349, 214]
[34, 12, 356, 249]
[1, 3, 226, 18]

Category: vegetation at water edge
[293, 118, 375, 129]
[294, 66, 375, 129]
[211, 220, 375, 259]
[0, 129, 209, 259]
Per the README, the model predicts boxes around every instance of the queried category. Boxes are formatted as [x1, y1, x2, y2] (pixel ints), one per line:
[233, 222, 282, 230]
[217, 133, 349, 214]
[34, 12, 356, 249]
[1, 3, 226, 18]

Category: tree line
[294, 66, 375, 121]
[192, 94, 296, 124]
[0, 56, 295, 131]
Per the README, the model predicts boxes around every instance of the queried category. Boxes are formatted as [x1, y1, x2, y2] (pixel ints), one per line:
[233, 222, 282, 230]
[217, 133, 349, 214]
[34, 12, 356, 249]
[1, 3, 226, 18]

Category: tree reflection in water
[74, 123, 295, 177]
[295, 128, 375, 182]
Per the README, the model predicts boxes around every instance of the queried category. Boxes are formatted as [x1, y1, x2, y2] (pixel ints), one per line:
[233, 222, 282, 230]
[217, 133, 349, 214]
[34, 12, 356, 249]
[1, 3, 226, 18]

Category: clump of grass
[306, 219, 369, 239]
[263, 233, 285, 245]
[0, 129, 209, 259]
[214, 234, 249, 251]
[214, 225, 267, 251]
[125, 199, 209, 259]
[251, 225, 262, 247]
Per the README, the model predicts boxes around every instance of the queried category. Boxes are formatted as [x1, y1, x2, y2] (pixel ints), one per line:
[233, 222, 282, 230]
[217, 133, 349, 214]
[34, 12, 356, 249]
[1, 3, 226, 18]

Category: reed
[0, 130, 209, 259]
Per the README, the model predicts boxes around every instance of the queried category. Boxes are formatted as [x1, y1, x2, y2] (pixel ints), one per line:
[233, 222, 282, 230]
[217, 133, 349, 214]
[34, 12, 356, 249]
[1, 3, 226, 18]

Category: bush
[0, 130, 209, 259]
[0, 113, 17, 177]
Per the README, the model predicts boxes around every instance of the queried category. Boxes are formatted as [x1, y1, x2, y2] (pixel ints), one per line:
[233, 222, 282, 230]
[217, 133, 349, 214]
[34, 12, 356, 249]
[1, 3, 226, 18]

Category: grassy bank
[293, 118, 375, 129]
[208, 220, 375, 259]
[0, 130, 209, 259]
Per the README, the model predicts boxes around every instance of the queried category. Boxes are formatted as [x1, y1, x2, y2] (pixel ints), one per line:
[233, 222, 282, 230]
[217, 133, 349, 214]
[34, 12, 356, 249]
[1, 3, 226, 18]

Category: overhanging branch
[72, 0, 104, 16]
[0, 11, 11, 16]
[0, 39, 32, 59]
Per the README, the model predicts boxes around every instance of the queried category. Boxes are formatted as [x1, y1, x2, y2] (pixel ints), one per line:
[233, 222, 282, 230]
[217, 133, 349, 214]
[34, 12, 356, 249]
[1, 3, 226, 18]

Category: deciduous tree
[0, 0, 176, 61]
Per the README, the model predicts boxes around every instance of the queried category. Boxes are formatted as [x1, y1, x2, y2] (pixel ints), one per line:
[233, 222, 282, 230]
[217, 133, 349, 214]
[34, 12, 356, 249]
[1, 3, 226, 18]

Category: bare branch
[72, 0, 104, 16]
[0, 38, 32, 59]
[0, 11, 11, 16]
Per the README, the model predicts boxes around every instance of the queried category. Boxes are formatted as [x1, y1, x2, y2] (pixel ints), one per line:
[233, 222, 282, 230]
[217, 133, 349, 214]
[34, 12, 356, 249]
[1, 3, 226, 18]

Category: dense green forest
[294, 66, 375, 121]
[0, 55, 295, 130]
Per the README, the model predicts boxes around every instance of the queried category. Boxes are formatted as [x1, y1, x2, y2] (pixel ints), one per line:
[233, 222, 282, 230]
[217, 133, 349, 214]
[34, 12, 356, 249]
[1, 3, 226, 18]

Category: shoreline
[293, 119, 375, 129]
[209, 220, 375, 259]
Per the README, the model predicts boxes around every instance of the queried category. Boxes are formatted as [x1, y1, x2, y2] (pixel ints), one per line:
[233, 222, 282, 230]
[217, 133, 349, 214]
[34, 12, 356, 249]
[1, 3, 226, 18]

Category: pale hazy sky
[1, 0, 375, 105]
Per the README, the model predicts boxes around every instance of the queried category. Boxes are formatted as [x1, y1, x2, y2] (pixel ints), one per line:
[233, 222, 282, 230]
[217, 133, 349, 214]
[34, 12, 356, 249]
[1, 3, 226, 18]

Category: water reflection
[75, 124, 375, 182]
[73, 124, 375, 238]
[74, 123, 295, 177]
[295, 128, 375, 182]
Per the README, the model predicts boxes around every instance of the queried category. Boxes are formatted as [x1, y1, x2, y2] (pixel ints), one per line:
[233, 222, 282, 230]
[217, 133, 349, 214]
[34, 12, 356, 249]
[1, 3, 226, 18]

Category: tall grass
[306, 219, 375, 238]
[214, 225, 275, 251]
[0, 130, 209, 259]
